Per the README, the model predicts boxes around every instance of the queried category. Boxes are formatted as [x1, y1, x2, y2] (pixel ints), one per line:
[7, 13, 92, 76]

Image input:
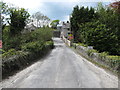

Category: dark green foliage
[20, 28, 53, 53]
[2, 26, 21, 51]
[70, 6, 98, 42]
[71, 3, 120, 55]
[21, 27, 53, 43]
[0, 1, 9, 14]
[2, 2, 54, 79]
[9, 8, 30, 36]
[50, 20, 60, 29]
[77, 21, 119, 55]
[2, 27, 54, 79]
[0, 1, 9, 31]
[3, 27, 53, 52]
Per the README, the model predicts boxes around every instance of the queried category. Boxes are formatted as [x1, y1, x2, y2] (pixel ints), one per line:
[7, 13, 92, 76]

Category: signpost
[68, 33, 74, 40]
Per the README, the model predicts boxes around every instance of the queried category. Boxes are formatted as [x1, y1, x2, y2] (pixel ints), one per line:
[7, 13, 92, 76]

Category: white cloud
[62, 15, 70, 21]
[3, 0, 43, 9]
[2, 0, 114, 21]
[2, 0, 114, 10]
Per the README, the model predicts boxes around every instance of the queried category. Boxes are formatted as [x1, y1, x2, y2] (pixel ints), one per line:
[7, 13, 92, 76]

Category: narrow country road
[1, 38, 118, 88]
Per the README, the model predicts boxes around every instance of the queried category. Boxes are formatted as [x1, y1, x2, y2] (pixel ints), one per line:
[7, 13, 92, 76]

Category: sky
[2, 0, 115, 22]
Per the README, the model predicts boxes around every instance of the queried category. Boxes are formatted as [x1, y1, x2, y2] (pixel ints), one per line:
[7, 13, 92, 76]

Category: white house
[22, 23, 37, 33]
[57, 21, 70, 38]
[62, 21, 70, 38]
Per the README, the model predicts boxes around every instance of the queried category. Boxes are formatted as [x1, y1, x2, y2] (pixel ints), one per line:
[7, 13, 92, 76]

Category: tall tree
[76, 2, 120, 55]
[70, 5, 97, 42]
[32, 12, 43, 27]
[32, 12, 50, 27]
[70, 5, 80, 42]
[0, 1, 9, 30]
[50, 20, 59, 29]
[9, 8, 30, 36]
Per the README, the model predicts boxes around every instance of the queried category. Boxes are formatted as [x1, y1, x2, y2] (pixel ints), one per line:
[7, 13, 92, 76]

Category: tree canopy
[32, 12, 50, 27]
[50, 20, 60, 29]
[70, 3, 120, 55]
[9, 8, 30, 36]
[70, 5, 98, 42]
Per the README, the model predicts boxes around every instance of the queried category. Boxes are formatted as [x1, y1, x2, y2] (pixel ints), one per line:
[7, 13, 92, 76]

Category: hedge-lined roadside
[71, 3, 120, 56]
[2, 27, 54, 79]
[2, 41, 54, 79]
[72, 43, 120, 73]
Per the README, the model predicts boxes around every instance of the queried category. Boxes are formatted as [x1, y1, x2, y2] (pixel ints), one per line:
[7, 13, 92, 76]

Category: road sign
[68, 33, 74, 40]
[68, 36, 74, 40]
[69, 34, 73, 37]
[0, 40, 2, 48]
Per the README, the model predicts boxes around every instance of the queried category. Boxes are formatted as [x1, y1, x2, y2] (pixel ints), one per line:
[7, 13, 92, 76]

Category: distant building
[57, 24, 62, 31]
[57, 21, 70, 38]
[22, 23, 37, 33]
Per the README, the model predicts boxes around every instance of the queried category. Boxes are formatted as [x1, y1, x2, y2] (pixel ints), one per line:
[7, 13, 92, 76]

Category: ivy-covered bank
[2, 27, 54, 79]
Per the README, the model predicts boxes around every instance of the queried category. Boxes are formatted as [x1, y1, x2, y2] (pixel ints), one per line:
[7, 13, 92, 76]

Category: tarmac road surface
[1, 38, 118, 88]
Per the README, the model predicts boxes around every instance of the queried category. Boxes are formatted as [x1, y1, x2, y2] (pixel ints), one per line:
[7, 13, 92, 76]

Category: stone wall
[72, 43, 119, 73]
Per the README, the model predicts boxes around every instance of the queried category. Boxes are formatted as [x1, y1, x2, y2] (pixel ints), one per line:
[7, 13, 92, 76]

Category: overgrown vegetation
[50, 20, 60, 29]
[1, 1, 54, 79]
[2, 27, 53, 58]
[86, 49, 98, 56]
[78, 42, 88, 47]
[70, 6, 98, 42]
[70, 2, 120, 56]
[1, 1, 53, 57]
[70, 2, 120, 72]
[2, 27, 54, 79]
[9, 8, 30, 36]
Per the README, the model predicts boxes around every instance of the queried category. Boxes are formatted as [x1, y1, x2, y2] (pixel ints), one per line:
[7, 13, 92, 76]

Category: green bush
[71, 3, 120, 55]
[70, 6, 98, 42]
[0, 49, 5, 53]
[107, 56, 120, 61]
[21, 41, 54, 53]
[20, 27, 53, 53]
[3, 26, 22, 51]
[107, 56, 120, 70]
[78, 42, 88, 47]
[2, 49, 17, 58]
[21, 41, 44, 53]
[99, 52, 109, 60]
[86, 49, 98, 56]
[21, 27, 53, 44]
[2, 27, 54, 79]
[77, 20, 119, 55]
[3, 27, 53, 51]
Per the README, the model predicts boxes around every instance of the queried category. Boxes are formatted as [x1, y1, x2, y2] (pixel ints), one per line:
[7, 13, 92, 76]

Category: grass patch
[107, 56, 120, 61]
[78, 42, 88, 47]
[86, 49, 98, 56]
